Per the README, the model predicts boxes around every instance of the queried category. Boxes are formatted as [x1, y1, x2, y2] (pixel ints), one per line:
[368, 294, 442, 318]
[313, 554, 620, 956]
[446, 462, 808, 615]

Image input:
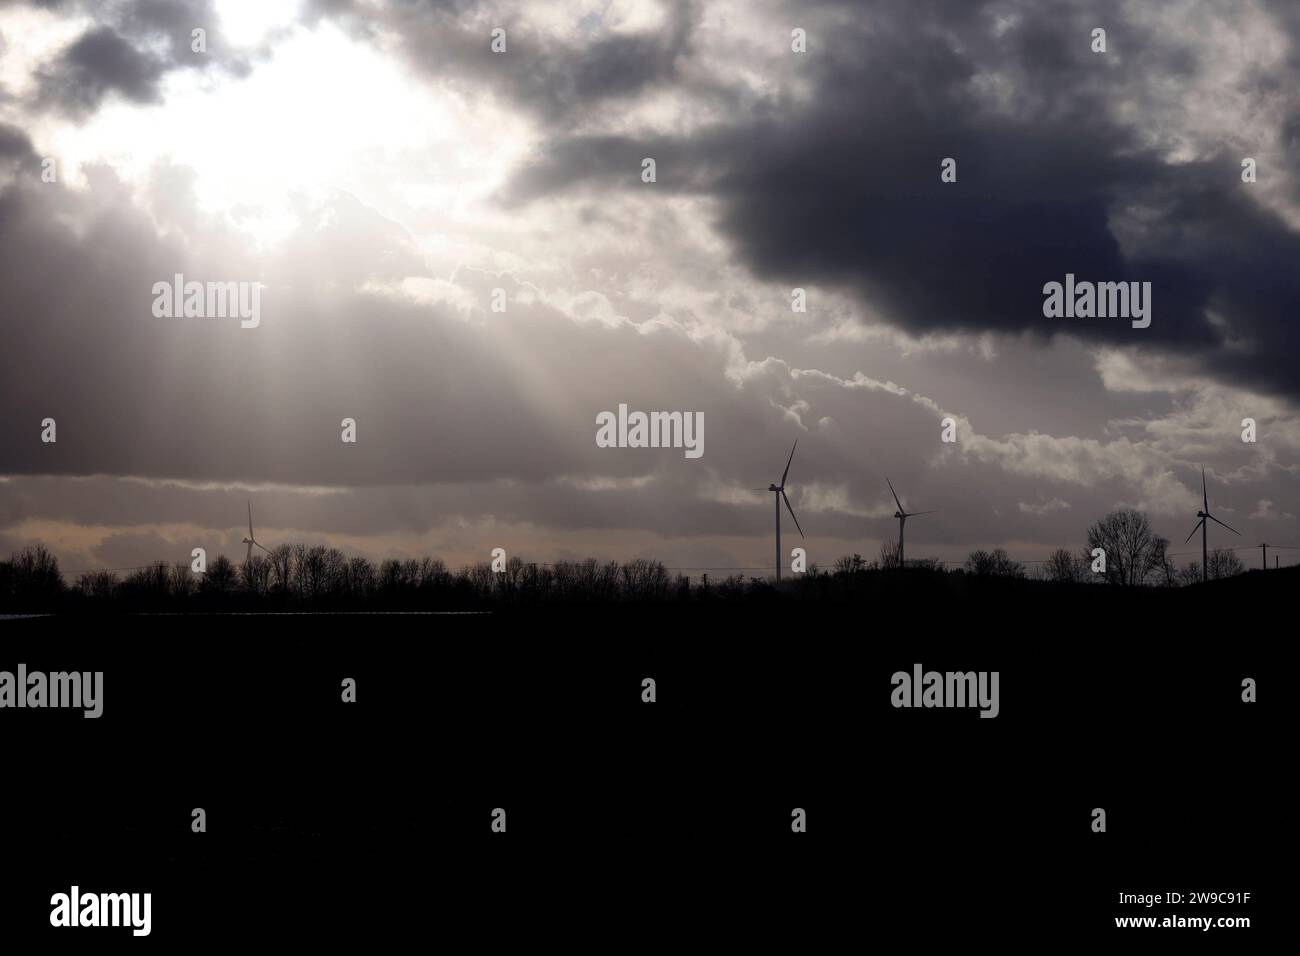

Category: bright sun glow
[43, 21, 536, 250]
[214, 0, 304, 47]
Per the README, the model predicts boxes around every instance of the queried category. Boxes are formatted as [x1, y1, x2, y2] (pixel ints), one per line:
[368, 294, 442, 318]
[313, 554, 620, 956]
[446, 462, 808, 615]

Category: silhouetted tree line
[0, 509, 1255, 612]
[0, 545, 698, 612]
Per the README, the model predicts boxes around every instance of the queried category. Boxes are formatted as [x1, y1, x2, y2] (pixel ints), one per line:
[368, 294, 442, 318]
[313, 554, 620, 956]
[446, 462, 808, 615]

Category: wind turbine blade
[1206, 514, 1240, 535]
[782, 490, 805, 538]
[1183, 519, 1205, 545]
[910, 509, 939, 516]
[780, 440, 797, 487]
[1202, 467, 1208, 512]
[248, 501, 254, 538]
[885, 477, 903, 513]
[255, 542, 273, 555]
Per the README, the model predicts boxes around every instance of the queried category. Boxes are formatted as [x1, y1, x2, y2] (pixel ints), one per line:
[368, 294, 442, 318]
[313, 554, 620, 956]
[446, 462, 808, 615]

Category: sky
[1, 0, 1297, 576]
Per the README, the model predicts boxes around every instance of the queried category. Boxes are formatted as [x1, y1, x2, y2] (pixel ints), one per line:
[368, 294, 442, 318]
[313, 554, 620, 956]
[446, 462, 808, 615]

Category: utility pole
[1261, 543, 1268, 570]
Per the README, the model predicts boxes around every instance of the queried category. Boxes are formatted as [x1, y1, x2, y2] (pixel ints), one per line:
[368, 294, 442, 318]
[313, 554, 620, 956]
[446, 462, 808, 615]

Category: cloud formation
[0, 0, 1296, 573]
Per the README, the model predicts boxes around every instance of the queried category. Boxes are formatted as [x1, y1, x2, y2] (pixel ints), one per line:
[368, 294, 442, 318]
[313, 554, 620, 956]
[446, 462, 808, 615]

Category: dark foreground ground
[0, 574, 1283, 947]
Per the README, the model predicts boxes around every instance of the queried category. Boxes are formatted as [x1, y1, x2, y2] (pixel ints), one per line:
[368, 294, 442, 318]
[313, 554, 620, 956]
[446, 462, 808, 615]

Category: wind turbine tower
[885, 478, 937, 568]
[764, 442, 804, 581]
[1183, 468, 1239, 583]
[242, 501, 273, 564]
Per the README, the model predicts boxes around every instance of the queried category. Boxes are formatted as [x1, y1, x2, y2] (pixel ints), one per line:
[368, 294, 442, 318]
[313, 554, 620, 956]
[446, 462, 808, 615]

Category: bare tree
[833, 553, 868, 574]
[964, 548, 1025, 578]
[268, 544, 295, 594]
[241, 554, 273, 596]
[76, 570, 118, 600]
[415, 557, 449, 590]
[1045, 548, 1084, 583]
[125, 561, 171, 598]
[551, 560, 578, 600]
[1156, 551, 1180, 587]
[295, 545, 323, 598]
[287, 543, 309, 596]
[201, 555, 238, 594]
[344, 556, 375, 600]
[170, 561, 196, 598]
[502, 555, 526, 590]
[9, 544, 64, 600]
[321, 548, 348, 596]
[879, 540, 902, 569]
[621, 559, 669, 599]
[1085, 509, 1169, 586]
[1207, 547, 1245, 580]
[464, 561, 497, 595]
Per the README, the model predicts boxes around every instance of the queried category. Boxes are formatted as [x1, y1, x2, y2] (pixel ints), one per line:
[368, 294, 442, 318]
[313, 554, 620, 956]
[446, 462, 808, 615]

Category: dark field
[0, 575, 1281, 945]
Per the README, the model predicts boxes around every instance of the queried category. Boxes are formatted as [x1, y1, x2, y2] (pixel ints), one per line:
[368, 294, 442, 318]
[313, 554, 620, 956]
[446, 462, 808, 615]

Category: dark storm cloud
[23, 0, 246, 115]
[0, 121, 36, 164]
[36, 26, 167, 112]
[123, 0, 252, 74]
[501, 0, 1300, 400]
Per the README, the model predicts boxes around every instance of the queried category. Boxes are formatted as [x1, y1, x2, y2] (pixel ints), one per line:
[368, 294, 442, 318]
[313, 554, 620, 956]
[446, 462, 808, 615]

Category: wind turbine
[242, 501, 272, 564]
[763, 441, 804, 581]
[1183, 467, 1239, 583]
[885, 478, 937, 568]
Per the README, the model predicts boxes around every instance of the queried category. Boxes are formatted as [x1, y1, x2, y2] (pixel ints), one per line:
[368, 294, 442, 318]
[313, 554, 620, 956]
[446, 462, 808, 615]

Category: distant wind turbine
[1183, 468, 1239, 583]
[761, 441, 804, 581]
[886, 478, 937, 568]
[242, 501, 272, 564]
